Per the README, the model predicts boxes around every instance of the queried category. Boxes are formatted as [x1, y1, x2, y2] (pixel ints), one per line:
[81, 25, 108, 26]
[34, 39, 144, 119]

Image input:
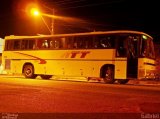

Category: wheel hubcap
[26, 69, 31, 76]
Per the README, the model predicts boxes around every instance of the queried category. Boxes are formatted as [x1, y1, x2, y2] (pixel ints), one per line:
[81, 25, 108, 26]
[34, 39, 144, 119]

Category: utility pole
[51, 9, 54, 35]
[42, 5, 55, 35]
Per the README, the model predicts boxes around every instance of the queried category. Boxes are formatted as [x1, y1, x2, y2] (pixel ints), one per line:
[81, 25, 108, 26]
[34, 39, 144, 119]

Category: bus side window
[13, 40, 20, 50]
[73, 37, 78, 48]
[116, 37, 127, 57]
[61, 37, 66, 48]
[50, 39, 61, 49]
[21, 40, 29, 50]
[55, 40, 60, 49]
[66, 37, 74, 49]
[42, 40, 49, 48]
[49, 40, 53, 48]
[21, 40, 25, 50]
[100, 38, 107, 48]
[84, 38, 91, 48]
[32, 39, 42, 49]
[127, 36, 137, 58]
[73, 42, 77, 48]
[100, 37, 112, 48]
[93, 40, 99, 48]
[5, 40, 13, 50]
[28, 40, 35, 50]
[49, 39, 55, 49]
[85, 36, 93, 48]
[35, 39, 42, 49]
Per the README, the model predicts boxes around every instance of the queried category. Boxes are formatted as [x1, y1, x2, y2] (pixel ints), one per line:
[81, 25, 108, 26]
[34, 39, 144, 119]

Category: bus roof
[4, 30, 153, 40]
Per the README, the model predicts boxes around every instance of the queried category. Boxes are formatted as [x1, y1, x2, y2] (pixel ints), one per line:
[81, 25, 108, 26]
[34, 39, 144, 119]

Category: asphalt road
[0, 76, 160, 119]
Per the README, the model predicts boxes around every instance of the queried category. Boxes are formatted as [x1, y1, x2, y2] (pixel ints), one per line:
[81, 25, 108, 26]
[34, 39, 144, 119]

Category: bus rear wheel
[40, 75, 52, 79]
[23, 64, 37, 79]
[102, 66, 115, 84]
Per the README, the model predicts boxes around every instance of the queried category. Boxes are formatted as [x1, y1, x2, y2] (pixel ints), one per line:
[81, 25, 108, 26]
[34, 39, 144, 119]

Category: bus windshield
[139, 35, 155, 59]
[116, 34, 155, 59]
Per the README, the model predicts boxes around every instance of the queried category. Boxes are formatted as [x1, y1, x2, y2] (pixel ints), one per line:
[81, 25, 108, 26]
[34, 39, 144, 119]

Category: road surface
[0, 76, 160, 118]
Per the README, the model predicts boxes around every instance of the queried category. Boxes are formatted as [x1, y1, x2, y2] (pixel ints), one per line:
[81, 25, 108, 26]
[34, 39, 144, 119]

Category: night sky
[0, 0, 160, 42]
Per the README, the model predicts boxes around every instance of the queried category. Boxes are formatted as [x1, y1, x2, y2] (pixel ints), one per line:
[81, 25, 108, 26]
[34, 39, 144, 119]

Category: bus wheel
[102, 66, 115, 84]
[23, 64, 37, 79]
[40, 75, 52, 79]
[117, 79, 129, 84]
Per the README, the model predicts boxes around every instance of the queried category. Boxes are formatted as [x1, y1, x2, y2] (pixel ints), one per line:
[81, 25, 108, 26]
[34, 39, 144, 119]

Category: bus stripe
[14, 52, 47, 64]
[11, 58, 126, 62]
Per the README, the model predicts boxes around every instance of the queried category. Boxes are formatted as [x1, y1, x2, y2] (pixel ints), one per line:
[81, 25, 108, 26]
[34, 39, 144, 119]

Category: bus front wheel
[102, 65, 115, 84]
[23, 64, 37, 79]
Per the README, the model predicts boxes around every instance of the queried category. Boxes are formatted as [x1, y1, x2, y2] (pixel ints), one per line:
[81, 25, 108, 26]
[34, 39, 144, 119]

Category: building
[0, 38, 4, 64]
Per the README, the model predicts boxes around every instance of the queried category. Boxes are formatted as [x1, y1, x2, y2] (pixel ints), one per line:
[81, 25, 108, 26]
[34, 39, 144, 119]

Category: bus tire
[101, 65, 115, 84]
[117, 79, 129, 84]
[40, 75, 52, 79]
[23, 64, 37, 79]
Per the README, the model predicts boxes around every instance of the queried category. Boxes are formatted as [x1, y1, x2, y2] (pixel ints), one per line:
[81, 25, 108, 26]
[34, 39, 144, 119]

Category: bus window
[127, 36, 138, 58]
[42, 40, 49, 48]
[149, 39, 155, 58]
[75, 36, 86, 49]
[78, 37, 83, 48]
[13, 40, 21, 50]
[140, 36, 148, 57]
[28, 40, 35, 50]
[21, 40, 28, 50]
[140, 35, 155, 59]
[84, 37, 93, 49]
[55, 40, 61, 49]
[33, 39, 42, 49]
[49, 38, 62, 49]
[5, 40, 13, 51]
[116, 36, 127, 57]
[107, 36, 115, 48]
[93, 35, 115, 49]
[93, 36, 101, 48]
[65, 37, 74, 49]
[49, 40, 53, 48]
[61, 37, 65, 48]
[73, 39, 78, 48]
[100, 37, 111, 48]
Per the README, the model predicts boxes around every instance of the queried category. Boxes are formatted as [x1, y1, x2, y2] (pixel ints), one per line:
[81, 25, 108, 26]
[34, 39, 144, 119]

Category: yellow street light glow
[31, 8, 40, 16]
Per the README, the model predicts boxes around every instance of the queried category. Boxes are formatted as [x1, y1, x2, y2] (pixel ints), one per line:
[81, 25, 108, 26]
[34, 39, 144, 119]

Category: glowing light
[30, 8, 40, 16]
[142, 35, 147, 40]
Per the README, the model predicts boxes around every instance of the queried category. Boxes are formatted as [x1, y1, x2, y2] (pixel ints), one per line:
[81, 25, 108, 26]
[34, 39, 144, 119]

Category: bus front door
[127, 37, 138, 79]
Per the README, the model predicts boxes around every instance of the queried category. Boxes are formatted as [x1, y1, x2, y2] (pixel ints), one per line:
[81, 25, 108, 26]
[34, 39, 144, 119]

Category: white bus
[2, 30, 156, 84]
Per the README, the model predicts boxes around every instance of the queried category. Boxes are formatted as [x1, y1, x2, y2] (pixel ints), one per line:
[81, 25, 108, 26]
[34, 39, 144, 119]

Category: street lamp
[30, 8, 40, 16]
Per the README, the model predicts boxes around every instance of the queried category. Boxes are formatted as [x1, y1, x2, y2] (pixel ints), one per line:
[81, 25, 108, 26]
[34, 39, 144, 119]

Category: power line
[53, 0, 88, 5]
[41, 0, 126, 10]
[53, 0, 75, 4]
[58, 0, 126, 9]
